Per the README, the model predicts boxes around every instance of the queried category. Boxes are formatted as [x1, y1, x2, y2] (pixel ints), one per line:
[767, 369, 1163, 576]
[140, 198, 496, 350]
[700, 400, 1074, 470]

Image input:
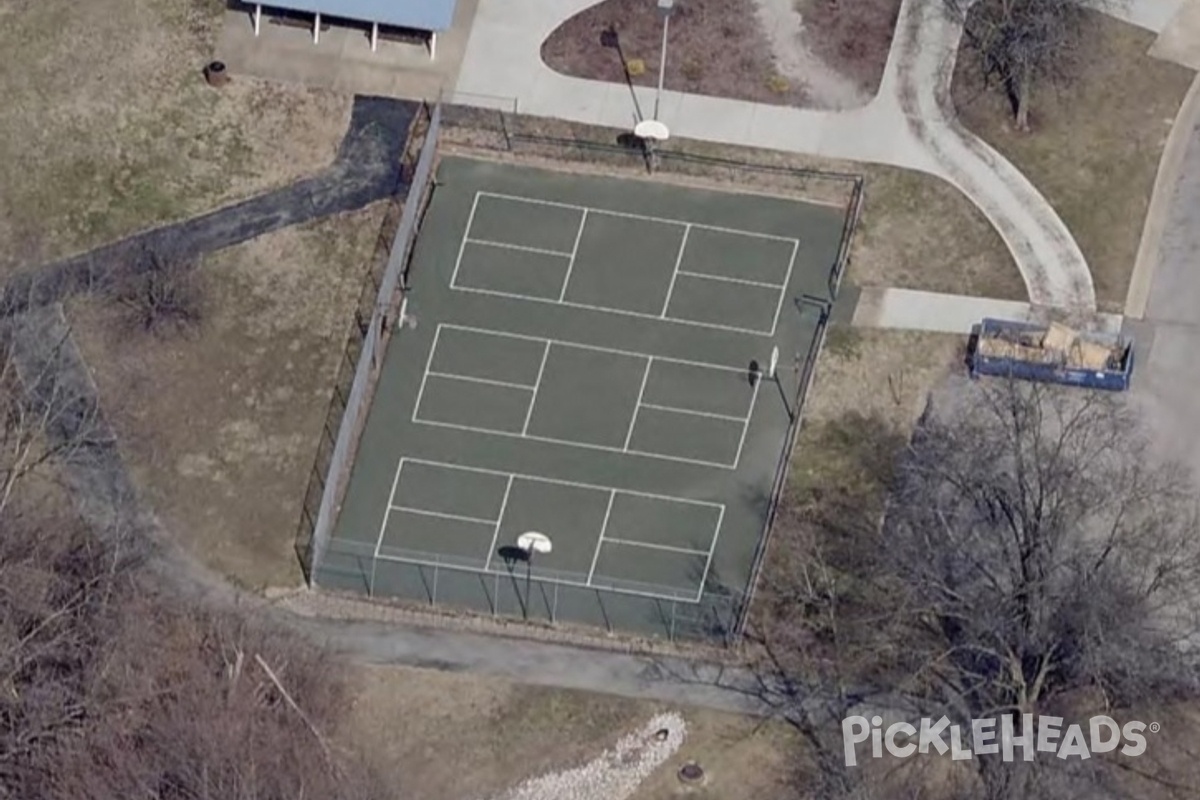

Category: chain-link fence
[299, 99, 865, 644]
[315, 536, 746, 642]
[295, 102, 441, 581]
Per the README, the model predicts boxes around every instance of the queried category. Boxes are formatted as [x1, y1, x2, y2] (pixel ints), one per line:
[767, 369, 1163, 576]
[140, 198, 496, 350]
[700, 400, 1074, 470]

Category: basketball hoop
[634, 119, 669, 174]
[769, 346, 779, 379]
[634, 119, 670, 142]
[517, 531, 552, 555]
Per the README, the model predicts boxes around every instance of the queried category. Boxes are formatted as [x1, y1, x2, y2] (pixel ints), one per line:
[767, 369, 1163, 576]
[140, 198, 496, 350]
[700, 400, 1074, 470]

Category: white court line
[638, 402, 749, 424]
[731, 377, 762, 469]
[601, 538, 711, 556]
[410, 417, 736, 469]
[440, 323, 749, 375]
[660, 225, 691, 318]
[482, 475, 515, 572]
[449, 193, 481, 289]
[623, 357, 653, 451]
[586, 490, 618, 585]
[693, 505, 727, 603]
[389, 506, 497, 527]
[372, 550, 695, 604]
[675, 270, 785, 290]
[401, 457, 724, 511]
[770, 240, 800, 337]
[559, 208, 589, 302]
[373, 457, 408, 560]
[463, 238, 574, 259]
[383, 459, 726, 604]
[479, 191, 800, 244]
[522, 341, 552, 435]
[451, 285, 774, 337]
[427, 372, 537, 392]
[414, 326, 746, 468]
[410, 325, 444, 423]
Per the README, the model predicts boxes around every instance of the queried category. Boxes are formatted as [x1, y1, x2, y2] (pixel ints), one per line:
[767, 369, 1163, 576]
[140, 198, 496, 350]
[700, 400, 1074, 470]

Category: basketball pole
[655, 4, 671, 121]
[766, 345, 794, 421]
[525, 553, 535, 619]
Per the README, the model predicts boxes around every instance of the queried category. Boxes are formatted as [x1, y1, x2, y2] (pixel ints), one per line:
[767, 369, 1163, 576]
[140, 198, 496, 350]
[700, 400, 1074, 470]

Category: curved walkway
[453, 0, 1095, 309]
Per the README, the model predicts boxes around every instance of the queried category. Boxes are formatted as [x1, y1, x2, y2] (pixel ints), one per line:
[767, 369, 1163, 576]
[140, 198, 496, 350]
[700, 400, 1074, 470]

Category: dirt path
[0, 96, 416, 317]
[751, 0, 870, 109]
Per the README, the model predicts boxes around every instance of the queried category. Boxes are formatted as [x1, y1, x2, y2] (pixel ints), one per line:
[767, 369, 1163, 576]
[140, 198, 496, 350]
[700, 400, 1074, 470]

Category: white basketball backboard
[517, 531, 552, 555]
[634, 119, 670, 142]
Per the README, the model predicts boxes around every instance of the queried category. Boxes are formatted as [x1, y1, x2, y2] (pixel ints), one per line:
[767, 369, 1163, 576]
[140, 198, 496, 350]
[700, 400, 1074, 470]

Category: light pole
[654, 0, 675, 120]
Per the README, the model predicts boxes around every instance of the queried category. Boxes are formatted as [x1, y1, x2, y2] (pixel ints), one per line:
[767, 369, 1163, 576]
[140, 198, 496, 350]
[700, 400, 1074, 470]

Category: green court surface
[318, 156, 848, 640]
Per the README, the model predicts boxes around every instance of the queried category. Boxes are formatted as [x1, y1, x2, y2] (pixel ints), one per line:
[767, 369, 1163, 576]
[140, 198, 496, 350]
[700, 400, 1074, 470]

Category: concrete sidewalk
[1112, 0, 1187, 34]
[851, 288, 1124, 334]
[453, 0, 1096, 310]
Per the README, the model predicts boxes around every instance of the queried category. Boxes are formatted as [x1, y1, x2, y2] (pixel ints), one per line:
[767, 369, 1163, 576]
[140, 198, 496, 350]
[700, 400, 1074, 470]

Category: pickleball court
[317, 156, 848, 640]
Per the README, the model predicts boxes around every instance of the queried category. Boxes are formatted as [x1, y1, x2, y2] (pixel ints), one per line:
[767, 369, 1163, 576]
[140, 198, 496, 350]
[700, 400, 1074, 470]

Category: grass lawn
[67, 203, 391, 591]
[340, 664, 800, 800]
[0, 0, 352, 272]
[952, 12, 1193, 312]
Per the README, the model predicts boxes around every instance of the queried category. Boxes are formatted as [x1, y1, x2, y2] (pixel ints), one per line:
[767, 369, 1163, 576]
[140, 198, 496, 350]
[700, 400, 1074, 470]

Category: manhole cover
[678, 762, 705, 785]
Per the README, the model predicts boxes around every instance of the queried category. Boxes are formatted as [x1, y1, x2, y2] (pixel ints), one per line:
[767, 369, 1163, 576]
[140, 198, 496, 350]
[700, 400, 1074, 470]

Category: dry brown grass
[790, 329, 965, 503]
[796, 0, 903, 95]
[340, 664, 799, 800]
[541, 0, 807, 106]
[66, 202, 391, 591]
[0, 0, 352, 272]
[849, 167, 1026, 299]
[952, 12, 1193, 312]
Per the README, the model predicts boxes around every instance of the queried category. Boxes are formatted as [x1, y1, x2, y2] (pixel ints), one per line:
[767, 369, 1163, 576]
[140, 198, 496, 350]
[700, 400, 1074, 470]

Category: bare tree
[113, 247, 203, 336]
[0, 327, 105, 516]
[758, 381, 1200, 798]
[0, 322, 384, 799]
[888, 381, 1200, 718]
[948, 0, 1096, 130]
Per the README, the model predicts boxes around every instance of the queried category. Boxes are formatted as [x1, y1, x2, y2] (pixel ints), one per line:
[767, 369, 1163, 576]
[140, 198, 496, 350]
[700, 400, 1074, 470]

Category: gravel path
[751, 0, 870, 109]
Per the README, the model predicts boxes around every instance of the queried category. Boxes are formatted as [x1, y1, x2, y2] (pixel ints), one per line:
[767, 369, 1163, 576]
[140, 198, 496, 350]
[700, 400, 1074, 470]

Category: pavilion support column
[253, 3, 261, 36]
[429, 31, 437, 60]
[313, 12, 320, 44]
[371, 22, 379, 52]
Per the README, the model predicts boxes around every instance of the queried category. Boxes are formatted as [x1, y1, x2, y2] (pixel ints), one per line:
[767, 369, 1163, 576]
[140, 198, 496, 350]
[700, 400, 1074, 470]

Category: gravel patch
[490, 713, 687, 800]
